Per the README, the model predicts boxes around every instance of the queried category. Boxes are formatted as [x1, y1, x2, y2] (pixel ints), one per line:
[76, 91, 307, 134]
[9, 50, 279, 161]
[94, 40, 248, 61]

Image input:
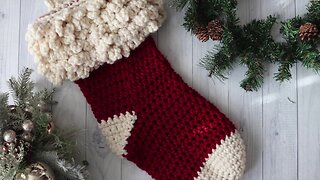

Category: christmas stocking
[26, 0, 246, 179]
[75, 36, 246, 179]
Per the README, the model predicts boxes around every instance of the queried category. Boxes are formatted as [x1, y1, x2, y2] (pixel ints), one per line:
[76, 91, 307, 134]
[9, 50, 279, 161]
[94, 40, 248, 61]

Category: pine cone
[207, 19, 224, 41]
[195, 27, 209, 42]
[299, 22, 318, 41]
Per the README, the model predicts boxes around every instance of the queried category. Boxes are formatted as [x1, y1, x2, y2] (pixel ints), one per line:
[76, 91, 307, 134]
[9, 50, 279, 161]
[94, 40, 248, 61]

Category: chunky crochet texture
[44, 0, 71, 10]
[99, 111, 137, 156]
[76, 37, 246, 180]
[26, 0, 165, 84]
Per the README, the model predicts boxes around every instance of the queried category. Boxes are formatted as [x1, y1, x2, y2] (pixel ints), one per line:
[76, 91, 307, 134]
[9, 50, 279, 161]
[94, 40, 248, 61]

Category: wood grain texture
[1, 0, 320, 179]
[262, 0, 298, 179]
[229, 1, 263, 180]
[296, 1, 320, 180]
[0, 0, 20, 104]
[19, 0, 49, 87]
[87, 107, 122, 180]
[53, 82, 87, 161]
[157, 0, 193, 86]
[192, 37, 210, 99]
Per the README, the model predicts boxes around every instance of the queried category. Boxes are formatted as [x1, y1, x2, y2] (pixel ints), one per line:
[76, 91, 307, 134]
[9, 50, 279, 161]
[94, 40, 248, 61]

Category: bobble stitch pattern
[26, 0, 165, 85]
[195, 132, 246, 180]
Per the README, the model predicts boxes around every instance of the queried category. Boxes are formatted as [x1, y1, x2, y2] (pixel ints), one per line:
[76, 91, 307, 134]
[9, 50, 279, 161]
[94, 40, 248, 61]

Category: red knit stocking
[75, 37, 246, 180]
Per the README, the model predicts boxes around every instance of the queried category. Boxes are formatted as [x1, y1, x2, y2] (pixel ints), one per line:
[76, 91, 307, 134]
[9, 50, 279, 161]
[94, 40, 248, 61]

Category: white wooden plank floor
[0, 0, 319, 179]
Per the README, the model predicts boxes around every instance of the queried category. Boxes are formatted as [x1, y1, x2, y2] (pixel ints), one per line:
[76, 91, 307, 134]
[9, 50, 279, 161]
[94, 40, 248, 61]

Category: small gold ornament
[25, 111, 33, 120]
[24, 106, 34, 113]
[3, 142, 16, 149]
[22, 120, 34, 132]
[24, 101, 34, 113]
[3, 129, 16, 143]
[37, 100, 48, 112]
[47, 122, 55, 134]
[15, 172, 27, 179]
[26, 172, 43, 180]
[0, 144, 8, 152]
[8, 105, 17, 113]
[22, 131, 33, 142]
[26, 162, 55, 180]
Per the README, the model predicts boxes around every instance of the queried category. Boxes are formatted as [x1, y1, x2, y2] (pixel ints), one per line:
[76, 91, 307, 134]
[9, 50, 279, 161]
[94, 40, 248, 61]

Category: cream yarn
[99, 111, 137, 156]
[195, 131, 246, 180]
[26, 0, 165, 84]
[44, 0, 70, 10]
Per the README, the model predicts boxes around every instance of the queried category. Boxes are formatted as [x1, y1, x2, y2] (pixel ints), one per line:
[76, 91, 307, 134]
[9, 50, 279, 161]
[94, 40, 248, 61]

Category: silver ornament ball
[15, 172, 27, 180]
[4, 142, 16, 149]
[27, 162, 55, 180]
[9, 105, 17, 112]
[3, 130, 16, 143]
[37, 100, 48, 112]
[24, 106, 34, 113]
[22, 132, 33, 142]
[26, 172, 43, 180]
[22, 120, 34, 132]
[0, 144, 8, 152]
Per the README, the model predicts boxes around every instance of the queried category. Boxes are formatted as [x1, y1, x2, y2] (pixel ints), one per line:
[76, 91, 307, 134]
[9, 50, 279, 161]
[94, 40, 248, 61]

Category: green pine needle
[173, 0, 320, 91]
[0, 68, 87, 179]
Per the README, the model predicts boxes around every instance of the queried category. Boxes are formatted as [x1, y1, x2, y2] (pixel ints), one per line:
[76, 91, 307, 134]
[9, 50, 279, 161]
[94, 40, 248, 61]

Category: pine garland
[172, 0, 320, 91]
[0, 68, 88, 179]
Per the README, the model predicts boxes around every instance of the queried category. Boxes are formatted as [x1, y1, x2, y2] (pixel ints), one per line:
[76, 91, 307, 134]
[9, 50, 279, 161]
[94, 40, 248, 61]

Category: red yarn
[76, 37, 236, 179]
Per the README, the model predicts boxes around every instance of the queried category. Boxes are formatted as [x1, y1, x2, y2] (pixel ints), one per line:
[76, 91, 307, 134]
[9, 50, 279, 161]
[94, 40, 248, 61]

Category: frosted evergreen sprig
[34, 151, 88, 180]
[0, 68, 88, 179]
[0, 144, 25, 179]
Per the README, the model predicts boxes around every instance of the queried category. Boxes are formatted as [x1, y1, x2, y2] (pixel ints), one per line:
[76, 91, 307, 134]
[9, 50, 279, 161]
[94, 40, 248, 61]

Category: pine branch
[240, 56, 264, 91]
[183, 5, 200, 32]
[7, 106, 26, 130]
[200, 49, 232, 80]
[34, 151, 87, 180]
[200, 27, 237, 79]
[222, 0, 239, 26]
[298, 41, 320, 71]
[238, 16, 278, 60]
[174, 0, 320, 91]
[171, 0, 192, 10]
[280, 17, 303, 43]
[0, 144, 25, 179]
[0, 94, 9, 138]
[274, 60, 295, 82]
[0, 68, 87, 179]
[305, 0, 320, 23]
[8, 68, 34, 106]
